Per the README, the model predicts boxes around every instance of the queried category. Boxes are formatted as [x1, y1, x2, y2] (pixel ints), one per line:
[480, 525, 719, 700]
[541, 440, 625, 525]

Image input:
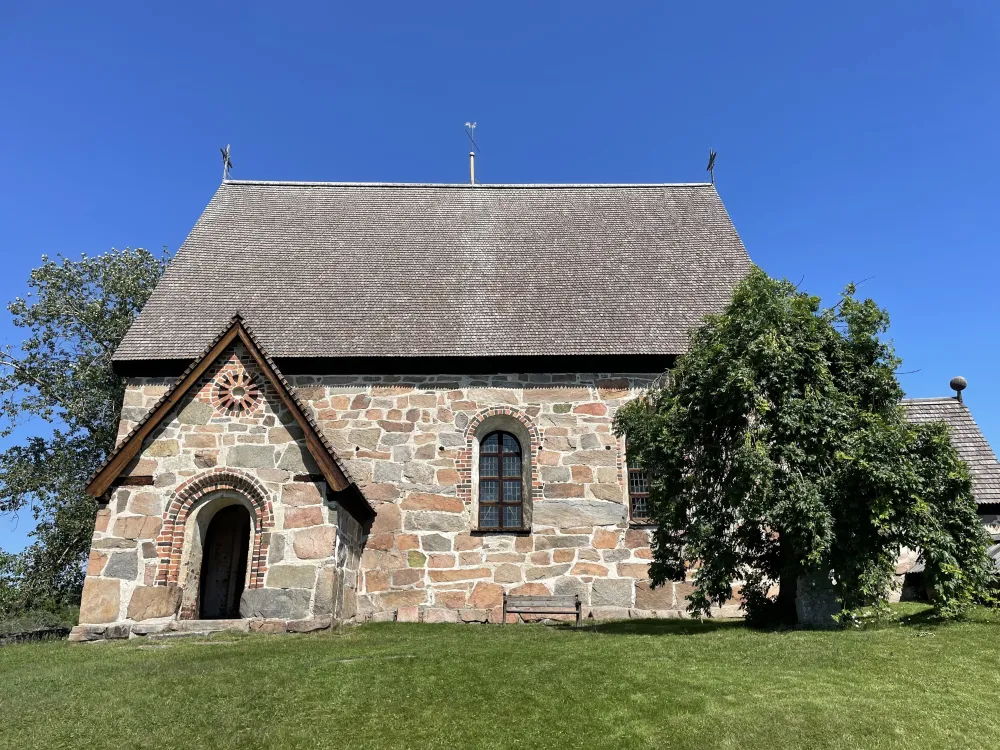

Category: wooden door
[198, 505, 251, 619]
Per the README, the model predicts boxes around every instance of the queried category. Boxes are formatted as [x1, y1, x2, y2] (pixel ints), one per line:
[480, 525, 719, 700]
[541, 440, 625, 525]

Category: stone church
[70, 179, 1000, 639]
[71, 177, 752, 638]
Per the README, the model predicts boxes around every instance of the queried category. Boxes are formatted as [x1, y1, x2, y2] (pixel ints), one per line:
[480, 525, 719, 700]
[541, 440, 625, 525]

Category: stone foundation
[68, 616, 334, 642]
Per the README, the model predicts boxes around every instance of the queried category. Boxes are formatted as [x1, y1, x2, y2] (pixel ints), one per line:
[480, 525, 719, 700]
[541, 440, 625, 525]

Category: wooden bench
[502, 592, 582, 626]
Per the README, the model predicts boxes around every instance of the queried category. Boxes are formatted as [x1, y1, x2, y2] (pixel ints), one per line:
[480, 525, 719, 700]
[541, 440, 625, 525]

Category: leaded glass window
[479, 430, 524, 530]
[628, 467, 651, 523]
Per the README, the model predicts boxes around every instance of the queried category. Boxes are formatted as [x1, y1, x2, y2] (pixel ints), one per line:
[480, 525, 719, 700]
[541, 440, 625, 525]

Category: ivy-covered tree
[615, 267, 992, 625]
[0, 249, 166, 615]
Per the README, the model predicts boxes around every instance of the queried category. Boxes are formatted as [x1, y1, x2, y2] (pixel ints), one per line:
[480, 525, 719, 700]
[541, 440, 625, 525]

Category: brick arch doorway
[161, 470, 274, 620]
[198, 504, 252, 619]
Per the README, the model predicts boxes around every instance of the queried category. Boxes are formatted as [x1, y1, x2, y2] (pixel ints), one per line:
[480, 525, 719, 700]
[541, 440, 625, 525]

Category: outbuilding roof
[903, 397, 1000, 506]
[113, 180, 751, 362]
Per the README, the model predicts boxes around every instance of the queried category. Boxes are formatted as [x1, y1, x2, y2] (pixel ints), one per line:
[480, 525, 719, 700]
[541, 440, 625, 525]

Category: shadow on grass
[893, 603, 941, 628]
[892, 602, 1000, 629]
[553, 603, 1000, 637]
[558, 617, 744, 637]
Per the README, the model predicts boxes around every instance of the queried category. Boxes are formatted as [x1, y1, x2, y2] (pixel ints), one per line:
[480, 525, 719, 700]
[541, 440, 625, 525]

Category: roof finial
[220, 144, 233, 181]
[950, 376, 968, 403]
[706, 149, 717, 185]
[465, 122, 479, 185]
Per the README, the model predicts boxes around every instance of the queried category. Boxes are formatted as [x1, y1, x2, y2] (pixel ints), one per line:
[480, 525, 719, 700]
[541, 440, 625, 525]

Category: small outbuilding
[896, 380, 1000, 598]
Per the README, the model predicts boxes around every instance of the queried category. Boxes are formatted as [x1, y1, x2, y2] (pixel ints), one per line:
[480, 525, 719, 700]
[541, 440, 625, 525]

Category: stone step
[70, 616, 334, 642]
[147, 630, 215, 640]
[169, 619, 250, 633]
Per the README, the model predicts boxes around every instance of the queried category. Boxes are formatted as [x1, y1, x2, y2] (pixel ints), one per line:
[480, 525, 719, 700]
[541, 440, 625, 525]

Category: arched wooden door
[198, 505, 251, 619]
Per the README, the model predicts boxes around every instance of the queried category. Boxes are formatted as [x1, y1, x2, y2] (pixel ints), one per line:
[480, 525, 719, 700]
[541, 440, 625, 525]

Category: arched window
[478, 431, 524, 530]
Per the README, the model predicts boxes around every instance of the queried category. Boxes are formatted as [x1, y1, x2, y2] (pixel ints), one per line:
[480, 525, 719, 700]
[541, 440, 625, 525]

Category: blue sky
[1, 2, 998, 551]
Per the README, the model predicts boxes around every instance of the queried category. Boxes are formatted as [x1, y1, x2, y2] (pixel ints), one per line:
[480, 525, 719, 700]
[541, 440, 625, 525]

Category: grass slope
[1, 606, 999, 749]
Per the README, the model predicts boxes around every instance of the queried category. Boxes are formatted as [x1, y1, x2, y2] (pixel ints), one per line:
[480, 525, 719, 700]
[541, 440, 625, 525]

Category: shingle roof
[113, 180, 752, 361]
[903, 397, 1000, 506]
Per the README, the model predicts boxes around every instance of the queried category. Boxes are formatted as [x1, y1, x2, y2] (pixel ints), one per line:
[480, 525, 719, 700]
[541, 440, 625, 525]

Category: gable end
[87, 315, 374, 525]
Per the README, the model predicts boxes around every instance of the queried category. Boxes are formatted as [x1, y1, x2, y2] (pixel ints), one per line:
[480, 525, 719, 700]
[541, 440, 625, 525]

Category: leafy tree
[0, 249, 166, 615]
[615, 267, 992, 625]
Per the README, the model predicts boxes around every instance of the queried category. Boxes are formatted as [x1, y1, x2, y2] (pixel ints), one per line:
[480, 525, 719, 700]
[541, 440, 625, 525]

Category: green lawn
[2, 607, 999, 749]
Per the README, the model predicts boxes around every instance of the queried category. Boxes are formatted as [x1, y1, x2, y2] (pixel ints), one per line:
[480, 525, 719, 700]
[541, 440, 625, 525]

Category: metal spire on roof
[706, 149, 717, 185]
[465, 122, 479, 185]
[220, 144, 233, 181]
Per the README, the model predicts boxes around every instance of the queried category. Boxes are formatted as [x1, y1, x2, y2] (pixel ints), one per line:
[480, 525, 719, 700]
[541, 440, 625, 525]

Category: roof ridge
[221, 179, 716, 189]
[901, 397, 963, 404]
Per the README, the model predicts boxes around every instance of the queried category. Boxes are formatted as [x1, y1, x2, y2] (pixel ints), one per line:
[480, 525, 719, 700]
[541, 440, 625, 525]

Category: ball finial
[950, 376, 968, 400]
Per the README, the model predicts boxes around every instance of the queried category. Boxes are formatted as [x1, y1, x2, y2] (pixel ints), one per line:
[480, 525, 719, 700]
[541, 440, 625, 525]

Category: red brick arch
[154, 469, 274, 588]
[458, 407, 541, 508]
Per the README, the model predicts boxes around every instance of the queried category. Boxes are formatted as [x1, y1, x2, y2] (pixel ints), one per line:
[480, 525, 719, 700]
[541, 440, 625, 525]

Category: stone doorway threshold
[69, 615, 333, 642]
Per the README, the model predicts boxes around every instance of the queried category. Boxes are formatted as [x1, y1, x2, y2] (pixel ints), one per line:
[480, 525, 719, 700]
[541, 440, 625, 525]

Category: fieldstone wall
[77, 343, 353, 631]
[285, 372, 739, 623]
[78, 365, 742, 635]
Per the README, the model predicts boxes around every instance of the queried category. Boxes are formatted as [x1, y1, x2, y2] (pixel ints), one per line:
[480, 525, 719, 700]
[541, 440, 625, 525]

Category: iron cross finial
[220, 144, 233, 181]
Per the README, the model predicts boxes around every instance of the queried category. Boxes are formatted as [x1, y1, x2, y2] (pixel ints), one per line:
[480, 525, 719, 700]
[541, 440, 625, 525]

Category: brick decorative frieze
[212, 368, 262, 417]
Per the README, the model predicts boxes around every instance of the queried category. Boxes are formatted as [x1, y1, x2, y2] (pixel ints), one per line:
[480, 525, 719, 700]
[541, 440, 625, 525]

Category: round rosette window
[214, 370, 260, 416]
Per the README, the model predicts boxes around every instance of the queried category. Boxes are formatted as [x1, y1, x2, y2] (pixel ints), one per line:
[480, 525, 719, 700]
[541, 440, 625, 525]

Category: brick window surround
[460, 407, 540, 531]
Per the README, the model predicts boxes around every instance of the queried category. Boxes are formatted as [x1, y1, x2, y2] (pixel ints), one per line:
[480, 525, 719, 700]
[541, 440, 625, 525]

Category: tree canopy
[614, 267, 992, 625]
[0, 249, 166, 615]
